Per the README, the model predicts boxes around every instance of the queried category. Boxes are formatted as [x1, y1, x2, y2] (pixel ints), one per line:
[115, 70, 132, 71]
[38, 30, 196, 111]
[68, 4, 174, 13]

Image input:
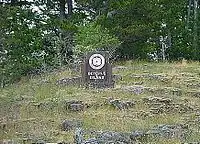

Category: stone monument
[82, 51, 113, 88]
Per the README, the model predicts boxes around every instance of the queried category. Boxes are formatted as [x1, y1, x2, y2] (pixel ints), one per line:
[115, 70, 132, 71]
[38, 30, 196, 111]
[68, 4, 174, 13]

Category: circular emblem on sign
[89, 54, 105, 70]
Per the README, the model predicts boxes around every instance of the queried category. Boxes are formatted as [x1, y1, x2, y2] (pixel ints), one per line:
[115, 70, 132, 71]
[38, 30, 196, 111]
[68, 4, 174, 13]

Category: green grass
[1, 61, 200, 143]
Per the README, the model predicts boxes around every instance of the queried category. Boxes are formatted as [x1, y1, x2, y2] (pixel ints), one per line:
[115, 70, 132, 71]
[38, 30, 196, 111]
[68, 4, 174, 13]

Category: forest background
[0, 0, 200, 86]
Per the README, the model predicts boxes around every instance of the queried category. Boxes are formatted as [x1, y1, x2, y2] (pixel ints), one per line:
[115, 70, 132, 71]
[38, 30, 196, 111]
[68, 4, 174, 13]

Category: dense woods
[0, 0, 200, 86]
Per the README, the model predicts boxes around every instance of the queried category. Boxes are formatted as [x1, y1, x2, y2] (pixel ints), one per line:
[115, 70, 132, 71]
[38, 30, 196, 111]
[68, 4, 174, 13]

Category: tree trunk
[11, 0, 18, 5]
[193, 0, 198, 59]
[59, 0, 66, 20]
[67, 0, 73, 17]
[186, 0, 192, 29]
[58, 0, 74, 65]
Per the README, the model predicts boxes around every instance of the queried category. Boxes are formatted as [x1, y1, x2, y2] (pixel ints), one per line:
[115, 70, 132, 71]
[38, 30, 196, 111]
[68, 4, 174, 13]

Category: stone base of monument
[56, 74, 122, 89]
[84, 81, 115, 89]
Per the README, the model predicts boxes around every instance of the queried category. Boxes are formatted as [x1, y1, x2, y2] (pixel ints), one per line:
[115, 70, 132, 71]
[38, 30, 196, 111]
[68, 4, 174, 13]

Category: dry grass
[0, 61, 200, 143]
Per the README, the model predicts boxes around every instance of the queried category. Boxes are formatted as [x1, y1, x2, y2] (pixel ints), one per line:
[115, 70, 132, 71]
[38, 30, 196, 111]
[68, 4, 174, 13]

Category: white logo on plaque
[89, 54, 105, 70]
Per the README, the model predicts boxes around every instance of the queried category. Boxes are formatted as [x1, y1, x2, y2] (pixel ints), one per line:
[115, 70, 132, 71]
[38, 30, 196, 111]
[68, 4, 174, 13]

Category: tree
[0, 5, 47, 86]
[74, 22, 120, 58]
[1, 0, 200, 86]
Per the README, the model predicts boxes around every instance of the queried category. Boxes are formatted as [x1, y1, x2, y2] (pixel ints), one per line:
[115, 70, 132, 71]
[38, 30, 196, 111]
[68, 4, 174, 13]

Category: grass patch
[1, 61, 200, 143]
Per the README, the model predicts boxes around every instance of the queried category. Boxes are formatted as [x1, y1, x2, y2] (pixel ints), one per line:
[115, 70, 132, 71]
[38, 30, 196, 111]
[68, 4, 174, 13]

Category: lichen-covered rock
[122, 85, 145, 95]
[142, 96, 195, 114]
[147, 124, 189, 139]
[61, 120, 75, 131]
[149, 103, 194, 114]
[131, 73, 169, 82]
[107, 98, 135, 110]
[96, 131, 130, 144]
[112, 74, 123, 82]
[61, 119, 82, 132]
[142, 97, 172, 105]
[65, 100, 85, 111]
[56, 77, 82, 86]
[70, 103, 84, 111]
[1, 140, 17, 144]
[82, 138, 98, 144]
[130, 131, 147, 142]
[74, 127, 84, 144]
[73, 122, 190, 144]
[112, 66, 128, 71]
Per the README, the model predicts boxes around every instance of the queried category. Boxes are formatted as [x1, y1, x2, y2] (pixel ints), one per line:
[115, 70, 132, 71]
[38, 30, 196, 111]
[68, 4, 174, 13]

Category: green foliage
[0, 5, 48, 85]
[91, 0, 200, 60]
[94, 0, 159, 59]
[74, 22, 121, 56]
[1, 0, 200, 86]
[0, 2, 78, 86]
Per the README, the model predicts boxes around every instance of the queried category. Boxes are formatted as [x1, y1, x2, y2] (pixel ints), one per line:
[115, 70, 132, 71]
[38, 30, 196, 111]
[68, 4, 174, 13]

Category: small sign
[82, 51, 113, 88]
